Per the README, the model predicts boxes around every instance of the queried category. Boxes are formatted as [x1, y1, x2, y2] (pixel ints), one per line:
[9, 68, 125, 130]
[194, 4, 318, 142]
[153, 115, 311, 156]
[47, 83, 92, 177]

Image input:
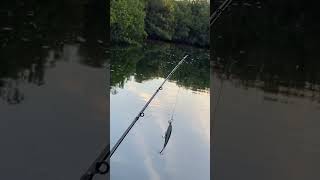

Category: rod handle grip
[80, 173, 94, 180]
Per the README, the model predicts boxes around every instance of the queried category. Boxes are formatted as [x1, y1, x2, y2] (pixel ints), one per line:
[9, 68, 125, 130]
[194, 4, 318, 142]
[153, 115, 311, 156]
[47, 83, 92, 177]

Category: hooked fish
[160, 120, 172, 154]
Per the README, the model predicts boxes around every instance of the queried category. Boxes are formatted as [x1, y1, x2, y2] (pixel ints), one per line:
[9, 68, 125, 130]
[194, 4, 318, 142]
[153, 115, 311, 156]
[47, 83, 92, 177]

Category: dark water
[0, 1, 108, 179]
[110, 42, 210, 180]
[212, 1, 320, 180]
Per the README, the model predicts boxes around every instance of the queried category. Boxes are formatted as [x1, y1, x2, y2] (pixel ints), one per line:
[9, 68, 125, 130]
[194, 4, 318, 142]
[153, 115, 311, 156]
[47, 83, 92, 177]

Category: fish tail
[159, 147, 164, 154]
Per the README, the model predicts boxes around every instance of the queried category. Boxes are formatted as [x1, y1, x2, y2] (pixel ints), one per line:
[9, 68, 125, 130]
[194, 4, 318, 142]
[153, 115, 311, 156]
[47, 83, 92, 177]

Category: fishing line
[81, 0, 235, 178]
[170, 86, 181, 121]
[211, 0, 235, 120]
[213, 75, 225, 120]
[213, 60, 237, 120]
[80, 55, 188, 180]
[157, 86, 181, 155]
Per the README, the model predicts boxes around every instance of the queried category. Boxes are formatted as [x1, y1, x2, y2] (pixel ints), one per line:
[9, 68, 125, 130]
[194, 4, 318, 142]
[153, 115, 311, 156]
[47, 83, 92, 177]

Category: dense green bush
[110, 0, 147, 45]
[110, 0, 209, 47]
[171, 0, 209, 47]
[145, 0, 175, 41]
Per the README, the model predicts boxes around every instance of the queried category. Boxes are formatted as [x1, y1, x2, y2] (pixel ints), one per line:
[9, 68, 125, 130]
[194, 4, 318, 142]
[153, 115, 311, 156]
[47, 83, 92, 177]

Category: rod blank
[109, 54, 188, 158]
[210, 0, 233, 26]
[80, 55, 188, 180]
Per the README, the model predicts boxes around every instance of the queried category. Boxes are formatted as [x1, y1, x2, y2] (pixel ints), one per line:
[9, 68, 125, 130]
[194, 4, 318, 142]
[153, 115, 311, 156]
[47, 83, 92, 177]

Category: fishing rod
[210, 0, 232, 26]
[80, 55, 189, 180]
[80, 145, 110, 180]
[211, 0, 234, 118]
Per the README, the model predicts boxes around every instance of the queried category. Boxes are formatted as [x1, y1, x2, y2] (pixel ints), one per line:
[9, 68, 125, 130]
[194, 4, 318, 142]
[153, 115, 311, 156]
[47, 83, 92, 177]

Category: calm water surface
[212, 1, 320, 179]
[110, 42, 210, 180]
[0, 1, 108, 179]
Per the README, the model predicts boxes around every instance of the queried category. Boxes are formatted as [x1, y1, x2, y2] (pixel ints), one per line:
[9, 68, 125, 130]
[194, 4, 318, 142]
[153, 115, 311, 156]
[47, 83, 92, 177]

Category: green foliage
[187, 0, 210, 47]
[172, 1, 192, 41]
[145, 0, 175, 41]
[110, 0, 209, 47]
[110, 0, 147, 45]
[145, 0, 209, 47]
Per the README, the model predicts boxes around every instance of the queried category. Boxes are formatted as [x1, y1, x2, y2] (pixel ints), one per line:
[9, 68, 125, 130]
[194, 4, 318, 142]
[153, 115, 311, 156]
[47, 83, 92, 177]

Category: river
[212, 1, 320, 180]
[110, 42, 210, 180]
[0, 1, 108, 179]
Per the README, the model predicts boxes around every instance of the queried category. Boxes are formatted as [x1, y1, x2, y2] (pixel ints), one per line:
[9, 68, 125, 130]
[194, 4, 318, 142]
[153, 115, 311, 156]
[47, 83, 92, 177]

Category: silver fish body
[160, 121, 172, 154]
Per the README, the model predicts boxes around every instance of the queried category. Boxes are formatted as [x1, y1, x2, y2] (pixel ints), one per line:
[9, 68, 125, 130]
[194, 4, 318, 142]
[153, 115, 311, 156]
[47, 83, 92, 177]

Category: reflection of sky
[111, 76, 210, 180]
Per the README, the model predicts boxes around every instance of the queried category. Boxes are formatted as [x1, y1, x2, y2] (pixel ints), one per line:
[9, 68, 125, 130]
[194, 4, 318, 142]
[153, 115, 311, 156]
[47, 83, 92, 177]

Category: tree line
[110, 0, 209, 47]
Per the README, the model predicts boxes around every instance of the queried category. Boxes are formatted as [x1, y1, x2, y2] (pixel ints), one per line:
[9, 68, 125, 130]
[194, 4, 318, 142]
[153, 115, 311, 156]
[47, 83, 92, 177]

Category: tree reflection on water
[0, 0, 108, 105]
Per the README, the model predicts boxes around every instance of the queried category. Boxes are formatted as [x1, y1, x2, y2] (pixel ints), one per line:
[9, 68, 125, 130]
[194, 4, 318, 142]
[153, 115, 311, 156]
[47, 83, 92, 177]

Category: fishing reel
[80, 161, 110, 180]
[96, 161, 110, 174]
